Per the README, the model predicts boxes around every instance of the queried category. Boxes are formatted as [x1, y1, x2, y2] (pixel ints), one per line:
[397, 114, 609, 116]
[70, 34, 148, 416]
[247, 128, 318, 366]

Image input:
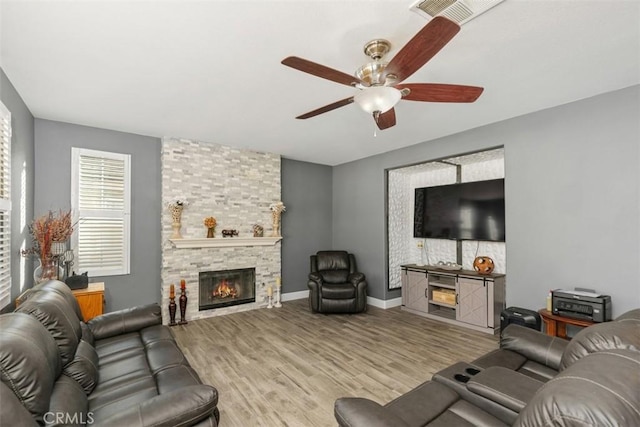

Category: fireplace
[199, 268, 256, 310]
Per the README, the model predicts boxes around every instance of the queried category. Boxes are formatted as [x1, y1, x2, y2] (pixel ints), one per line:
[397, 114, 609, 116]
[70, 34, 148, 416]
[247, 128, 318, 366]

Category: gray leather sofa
[308, 251, 367, 313]
[1, 280, 219, 427]
[335, 308, 640, 426]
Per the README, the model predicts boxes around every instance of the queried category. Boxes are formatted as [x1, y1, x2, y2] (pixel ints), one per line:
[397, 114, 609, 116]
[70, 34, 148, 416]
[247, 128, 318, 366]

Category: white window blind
[71, 148, 130, 276]
[0, 102, 11, 309]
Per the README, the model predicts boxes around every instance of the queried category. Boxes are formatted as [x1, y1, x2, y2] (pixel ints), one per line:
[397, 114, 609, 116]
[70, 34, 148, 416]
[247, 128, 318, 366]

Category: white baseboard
[367, 296, 402, 309]
[282, 290, 401, 310]
[282, 290, 308, 302]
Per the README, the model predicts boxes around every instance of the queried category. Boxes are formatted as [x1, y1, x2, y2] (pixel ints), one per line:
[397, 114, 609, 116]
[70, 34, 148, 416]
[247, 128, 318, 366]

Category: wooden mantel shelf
[169, 237, 282, 249]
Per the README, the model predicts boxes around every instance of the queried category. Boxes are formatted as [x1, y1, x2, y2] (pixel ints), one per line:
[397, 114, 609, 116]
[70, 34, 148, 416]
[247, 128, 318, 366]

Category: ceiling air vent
[410, 0, 504, 25]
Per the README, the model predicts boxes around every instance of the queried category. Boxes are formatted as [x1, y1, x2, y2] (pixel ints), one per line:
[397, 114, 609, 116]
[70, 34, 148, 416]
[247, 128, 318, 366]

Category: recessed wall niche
[387, 148, 505, 290]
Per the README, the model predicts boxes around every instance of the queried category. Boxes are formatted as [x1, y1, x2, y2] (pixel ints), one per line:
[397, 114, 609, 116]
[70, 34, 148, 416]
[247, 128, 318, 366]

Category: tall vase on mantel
[269, 202, 286, 237]
[168, 202, 185, 239]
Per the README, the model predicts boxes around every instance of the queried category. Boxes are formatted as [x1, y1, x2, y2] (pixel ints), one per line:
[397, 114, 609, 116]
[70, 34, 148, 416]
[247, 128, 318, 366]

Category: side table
[72, 282, 105, 321]
[538, 309, 594, 339]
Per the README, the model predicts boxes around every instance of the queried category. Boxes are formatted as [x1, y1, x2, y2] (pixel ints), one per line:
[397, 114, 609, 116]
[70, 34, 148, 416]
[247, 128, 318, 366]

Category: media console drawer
[432, 289, 456, 305]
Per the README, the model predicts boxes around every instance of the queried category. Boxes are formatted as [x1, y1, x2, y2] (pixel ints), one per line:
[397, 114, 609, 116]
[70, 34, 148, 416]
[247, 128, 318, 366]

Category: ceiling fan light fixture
[354, 86, 402, 114]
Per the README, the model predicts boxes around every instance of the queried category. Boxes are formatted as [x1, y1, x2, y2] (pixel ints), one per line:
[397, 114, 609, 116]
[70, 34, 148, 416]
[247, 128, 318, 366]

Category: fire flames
[213, 279, 238, 299]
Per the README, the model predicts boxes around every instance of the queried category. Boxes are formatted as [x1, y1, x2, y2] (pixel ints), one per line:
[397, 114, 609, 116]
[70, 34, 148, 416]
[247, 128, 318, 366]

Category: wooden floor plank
[172, 299, 498, 427]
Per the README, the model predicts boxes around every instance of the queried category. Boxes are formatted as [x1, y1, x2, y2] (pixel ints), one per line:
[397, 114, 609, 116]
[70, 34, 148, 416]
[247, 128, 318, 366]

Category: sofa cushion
[35, 280, 84, 322]
[559, 321, 640, 370]
[0, 313, 62, 423]
[63, 340, 99, 395]
[87, 303, 162, 340]
[156, 365, 204, 394]
[321, 283, 356, 299]
[94, 332, 144, 362]
[80, 321, 95, 346]
[146, 340, 190, 374]
[0, 382, 38, 427]
[48, 375, 89, 427]
[94, 385, 218, 427]
[515, 350, 640, 427]
[16, 290, 82, 365]
[317, 251, 350, 271]
[319, 269, 350, 284]
[89, 380, 158, 421]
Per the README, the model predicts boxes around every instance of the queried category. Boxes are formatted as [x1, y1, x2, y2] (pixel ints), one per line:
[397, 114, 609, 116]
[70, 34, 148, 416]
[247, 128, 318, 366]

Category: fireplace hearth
[199, 268, 256, 310]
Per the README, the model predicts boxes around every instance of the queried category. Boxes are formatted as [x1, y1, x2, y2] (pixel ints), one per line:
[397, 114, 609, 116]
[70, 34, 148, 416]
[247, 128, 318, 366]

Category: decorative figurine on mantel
[168, 200, 187, 239]
[204, 216, 217, 238]
[269, 201, 286, 237]
[252, 224, 264, 237]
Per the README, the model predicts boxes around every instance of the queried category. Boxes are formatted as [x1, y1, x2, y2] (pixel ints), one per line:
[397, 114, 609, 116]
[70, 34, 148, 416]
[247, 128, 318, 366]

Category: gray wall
[333, 85, 640, 316]
[281, 158, 333, 293]
[34, 119, 162, 312]
[0, 68, 35, 311]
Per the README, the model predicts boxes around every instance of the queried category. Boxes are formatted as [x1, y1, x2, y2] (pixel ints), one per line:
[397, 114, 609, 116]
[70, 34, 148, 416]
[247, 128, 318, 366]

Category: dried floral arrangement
[21, 210, 74, 261]
[203, 217, 217, 228]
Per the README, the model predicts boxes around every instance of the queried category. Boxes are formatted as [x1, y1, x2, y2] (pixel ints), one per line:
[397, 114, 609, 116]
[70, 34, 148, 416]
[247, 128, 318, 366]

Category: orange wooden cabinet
[72, 282, 105, 322]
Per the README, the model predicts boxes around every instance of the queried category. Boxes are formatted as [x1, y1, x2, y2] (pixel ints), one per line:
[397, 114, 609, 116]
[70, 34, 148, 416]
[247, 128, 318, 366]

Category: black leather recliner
[308, 251, 367, 314]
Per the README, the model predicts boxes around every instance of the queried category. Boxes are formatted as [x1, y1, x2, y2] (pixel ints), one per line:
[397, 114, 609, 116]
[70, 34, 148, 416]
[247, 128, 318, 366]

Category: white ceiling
[1, 1, 639, 166]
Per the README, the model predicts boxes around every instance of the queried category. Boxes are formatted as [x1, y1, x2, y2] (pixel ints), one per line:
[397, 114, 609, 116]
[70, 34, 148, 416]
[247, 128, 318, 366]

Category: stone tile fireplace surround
[161, 137, 282, 323]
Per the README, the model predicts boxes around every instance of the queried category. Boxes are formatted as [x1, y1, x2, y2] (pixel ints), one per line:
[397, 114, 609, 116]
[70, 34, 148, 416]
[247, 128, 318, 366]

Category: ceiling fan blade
[374, 108, 396, 130]
[282, 56, 366, 87]
[383, 17, 460, 84]
[296, 97, 355, 119]
[397, 83, 484, 102]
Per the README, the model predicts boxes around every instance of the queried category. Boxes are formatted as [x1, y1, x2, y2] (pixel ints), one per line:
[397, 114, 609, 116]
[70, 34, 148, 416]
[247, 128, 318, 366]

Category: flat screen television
[413, 178, 505, 241]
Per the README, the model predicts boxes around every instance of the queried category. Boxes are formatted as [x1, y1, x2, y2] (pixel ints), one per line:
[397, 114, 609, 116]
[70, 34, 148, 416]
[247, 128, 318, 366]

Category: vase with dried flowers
[22, 210, 74, 284]
[204, 216, 217, 238]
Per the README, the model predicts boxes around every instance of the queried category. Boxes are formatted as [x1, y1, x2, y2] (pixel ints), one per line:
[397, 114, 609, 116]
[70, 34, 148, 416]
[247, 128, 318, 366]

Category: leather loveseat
[335, 308, 640, 426]
[0, 280, 219, 427]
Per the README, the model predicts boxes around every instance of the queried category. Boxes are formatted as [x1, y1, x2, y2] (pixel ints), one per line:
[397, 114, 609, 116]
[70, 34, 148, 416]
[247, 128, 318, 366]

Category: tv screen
[413, 179, 505, 242]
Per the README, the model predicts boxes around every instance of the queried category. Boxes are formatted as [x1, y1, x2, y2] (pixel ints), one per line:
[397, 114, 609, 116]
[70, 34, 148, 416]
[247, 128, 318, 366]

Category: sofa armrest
[501, 324, 568, 370]
[334, 398, 411, 427]
[88, 303, 162, 340]
[467, 366, 544, 413]
[348, 272, 366, 286]
[95, 385, 218, 427]
[308, 272, 323, 285]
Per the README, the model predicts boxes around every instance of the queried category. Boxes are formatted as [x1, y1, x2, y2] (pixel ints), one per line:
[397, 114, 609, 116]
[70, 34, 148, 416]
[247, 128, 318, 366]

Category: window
[71, 148, 131, 276]
[0, 102, 11, 309]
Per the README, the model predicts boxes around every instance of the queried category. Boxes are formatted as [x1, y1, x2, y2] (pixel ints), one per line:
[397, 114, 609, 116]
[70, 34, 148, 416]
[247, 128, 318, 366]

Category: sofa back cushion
[63, 340, 99, 395]
[515, 350, 640, 427]
[559, 320, 640, 370]
[48, 375, 90, 427]
[316, 251, 350, 284]
[0, 313, 62, 424]
[35, 280, 84, 322]
[17, 290, 82, 366]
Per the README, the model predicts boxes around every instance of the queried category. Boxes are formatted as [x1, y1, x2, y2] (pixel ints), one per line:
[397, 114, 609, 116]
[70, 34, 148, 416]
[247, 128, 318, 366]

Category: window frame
[71, 147, 131, 277]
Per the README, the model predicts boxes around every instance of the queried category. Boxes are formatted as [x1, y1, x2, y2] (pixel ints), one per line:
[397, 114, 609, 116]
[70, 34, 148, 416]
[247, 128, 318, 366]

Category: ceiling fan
[281, 16, 483, 131]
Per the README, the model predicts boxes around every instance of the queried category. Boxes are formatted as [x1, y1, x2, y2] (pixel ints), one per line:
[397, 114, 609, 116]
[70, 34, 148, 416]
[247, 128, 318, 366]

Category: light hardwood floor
[172, 299, 499, 427]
